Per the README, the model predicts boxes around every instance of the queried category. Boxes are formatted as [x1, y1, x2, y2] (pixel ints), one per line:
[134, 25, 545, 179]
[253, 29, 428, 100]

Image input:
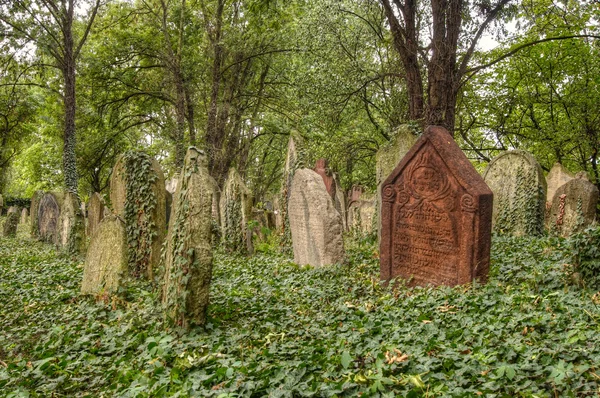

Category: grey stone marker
[288, 168, 344, 267]
[219, 168, 253, 253]
[20, 208, 29, 224]
[56, 191, 85, 254]
[483, 150, 546, 236]
[81, 215, 128, 295]
[30, 191, 43, 238]
[546, 176, 599, 237]
[162, 148, 214, 328]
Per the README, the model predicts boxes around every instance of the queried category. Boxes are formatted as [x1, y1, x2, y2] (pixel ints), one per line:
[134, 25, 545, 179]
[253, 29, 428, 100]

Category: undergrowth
[1, 221, 600, 397]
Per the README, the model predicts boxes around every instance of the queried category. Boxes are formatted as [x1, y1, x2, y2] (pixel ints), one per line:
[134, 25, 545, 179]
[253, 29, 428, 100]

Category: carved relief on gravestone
[483, 150, 546, 236]
[288, 168, 345, 267]
[162, 148, 214, 327]
[546, 163, 574, 205]
[87, 192, 105, 238]
[56, 191, 85, 254]
[38, 192, 63, 244]
[3, 211, 19, 237]
[30, 191, 43, 238]
[546, 177, 599, 237]
[81, 215, 128, 295]
[20, 208, 28, 224]
[110, 152, 167, 279]
[380, 126, 493, 287]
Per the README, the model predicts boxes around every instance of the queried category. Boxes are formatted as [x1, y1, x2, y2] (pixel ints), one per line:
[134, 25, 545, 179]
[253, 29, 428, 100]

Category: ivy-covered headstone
[81, 215, 128, 295]
[546, 176, 599, 237]
[38, 192, 63, 244]
[30, 190, 43, 238]
[55, 191, 86, 254]
[110, 152, 167, 279]
[219, 168, 253, 253]
[86, 192, 105, 238]
[3, 210, 19, 237]
[162, 147, 214, 328]
[483, 150, 546, 236]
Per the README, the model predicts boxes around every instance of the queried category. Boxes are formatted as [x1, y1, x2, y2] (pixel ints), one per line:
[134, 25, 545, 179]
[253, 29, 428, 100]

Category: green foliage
[122, 152, 158, 278]
[2, 225, 600, 396]
[568, 225, 600, 289]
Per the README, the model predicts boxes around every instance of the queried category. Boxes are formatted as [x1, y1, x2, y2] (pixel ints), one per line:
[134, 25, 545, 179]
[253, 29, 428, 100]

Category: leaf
[341, 351, 352, 369]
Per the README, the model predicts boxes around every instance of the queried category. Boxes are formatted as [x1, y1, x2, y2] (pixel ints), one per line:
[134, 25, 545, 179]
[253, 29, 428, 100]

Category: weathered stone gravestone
[314, 158, 335, 197]
[333, 174, 348, 231]
[56, 191, 86, 254]
[110, 152, 167, 279]
[38, 192, 63, 244]
[380, 126, 493, 287]
[219, 168, 253, 253]
[546, 177, 599, 237]
[165, 176, 178, 194]
[280, 134, 306, 251]
[162, 148, 213, 328]
[81, 215, 128, 295]
[20, 208, 28, 224]
[86, 192, 105, 238]
[546, 163, 574, 205]
[483, 150, 546, 236]
[7, 206, 18, 214]
[30, 191, 43, 238]
[348, 193, 376, 234]
[288, 168, 345, 267]
[376, 125, 419, 239]
[3, 211, 19, 237]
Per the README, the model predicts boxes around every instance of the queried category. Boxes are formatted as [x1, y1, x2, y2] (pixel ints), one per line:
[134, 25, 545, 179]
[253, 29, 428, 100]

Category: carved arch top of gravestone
[483, 150, 546, 236]
[380, 126, 493, 287]
[546, 163, 574, 204]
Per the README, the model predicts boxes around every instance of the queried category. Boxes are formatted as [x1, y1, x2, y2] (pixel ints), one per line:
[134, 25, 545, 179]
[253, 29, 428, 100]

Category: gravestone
[280, 134, 306, 251]
[219, 168, 253, 253]
[288, 168, 345, 266]
[348, 185, 364, 204]
[20, 208, 28, 224]
[110, 152, 167, 279]
[30, 191, 43, 238]
[81, 215, 128, 295]
[56, 191, 85, 254]
[546, 163, 574, 205]
[333, 174, 348, 231]
[86, 192, 105, 238]
[165, 176, 178, 194]
[376, 125, 419, 239]
[348, 193, 376, 234]
[546, 177, 599, 237]
[314, 159, 335, 197]
[3, 211, 19, 237]
[162, 148, 214, 328]
[7, 206, 18, 214]
[38, 192, 63, 244]
[483, 150, 546, 236]
[380, 126, 493, 287]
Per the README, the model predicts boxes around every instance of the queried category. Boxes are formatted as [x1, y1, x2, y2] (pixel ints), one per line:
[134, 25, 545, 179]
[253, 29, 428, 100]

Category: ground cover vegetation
[1, 221, 600, 397]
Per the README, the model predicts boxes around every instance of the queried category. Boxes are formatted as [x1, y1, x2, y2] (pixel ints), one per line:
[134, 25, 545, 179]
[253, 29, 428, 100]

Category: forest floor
[1, 220, 600, 397]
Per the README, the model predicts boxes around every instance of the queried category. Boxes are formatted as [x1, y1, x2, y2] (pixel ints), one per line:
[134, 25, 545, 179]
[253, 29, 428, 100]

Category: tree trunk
[62, 1, 79, 194]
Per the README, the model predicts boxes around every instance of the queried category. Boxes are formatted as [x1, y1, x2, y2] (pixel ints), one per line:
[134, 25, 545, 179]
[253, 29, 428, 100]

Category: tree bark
[62, 0, 79, 194]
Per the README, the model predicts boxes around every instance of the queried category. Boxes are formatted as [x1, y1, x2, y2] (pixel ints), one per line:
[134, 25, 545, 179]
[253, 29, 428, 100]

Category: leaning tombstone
[38, 192, 63, 244]
[81, 215, 128, 295]
[483, 150, 546, 236]
[546, 176, 599, 237]
[280, 134, 306, 252]
[110, 152, 167, 279]
[162, 148, 214, 328]
[219, 168, 253, 253]
[288, 168, 345, 267]
[3, 211, 19, 237]
[86, 192, 105, 239]
[56, 191, 85, 254]
[546, 163, 574, 205]
[376, 125, 418, 239]
[30, 191, 43, 238]
[20, 208, 28, 224]
[380, 126, 493, 287]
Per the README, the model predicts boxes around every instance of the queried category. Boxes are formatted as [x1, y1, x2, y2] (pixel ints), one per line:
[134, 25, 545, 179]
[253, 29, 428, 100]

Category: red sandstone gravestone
[379, 126, 493, 287]
[313, 158, 335, 198]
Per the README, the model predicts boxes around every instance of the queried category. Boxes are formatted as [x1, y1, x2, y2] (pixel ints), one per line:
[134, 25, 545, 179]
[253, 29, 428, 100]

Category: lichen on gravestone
[547, 178, 599, 237]
[161, 147, 214, 328]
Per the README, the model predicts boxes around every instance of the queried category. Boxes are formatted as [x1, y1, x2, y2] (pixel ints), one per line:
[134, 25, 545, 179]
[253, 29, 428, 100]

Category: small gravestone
[30, 191, 43, 238]
[3, 211, 19, 237]
[87, 192, 105, 238]
[483, 150, 546, 236]
[348, 185, 364, 204]
[38, 192, 63, 243]
[288, 168, 345, 266]
[7, 206, 18, 214]
[110, 152, 167, 279]
[56, 191, 85, 254]
[20, 208, 28, 224]
[314, 159, 335, 197]
[333, 174, 348, 231]
[219, 168, 253, 253]
[81, 215, 128, 295]
[162, 148, 214, 328]
[165, 176, 178, 194]
[546, 177, 599, 237]
[380, 126, 493, 287]
[348, 193, 376, 234]
[280, 134, 306, 251]
[546, 163, 574, 205]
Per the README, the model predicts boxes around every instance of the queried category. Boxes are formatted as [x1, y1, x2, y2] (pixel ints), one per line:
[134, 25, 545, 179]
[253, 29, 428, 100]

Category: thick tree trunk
[62, 3, 78, 194]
